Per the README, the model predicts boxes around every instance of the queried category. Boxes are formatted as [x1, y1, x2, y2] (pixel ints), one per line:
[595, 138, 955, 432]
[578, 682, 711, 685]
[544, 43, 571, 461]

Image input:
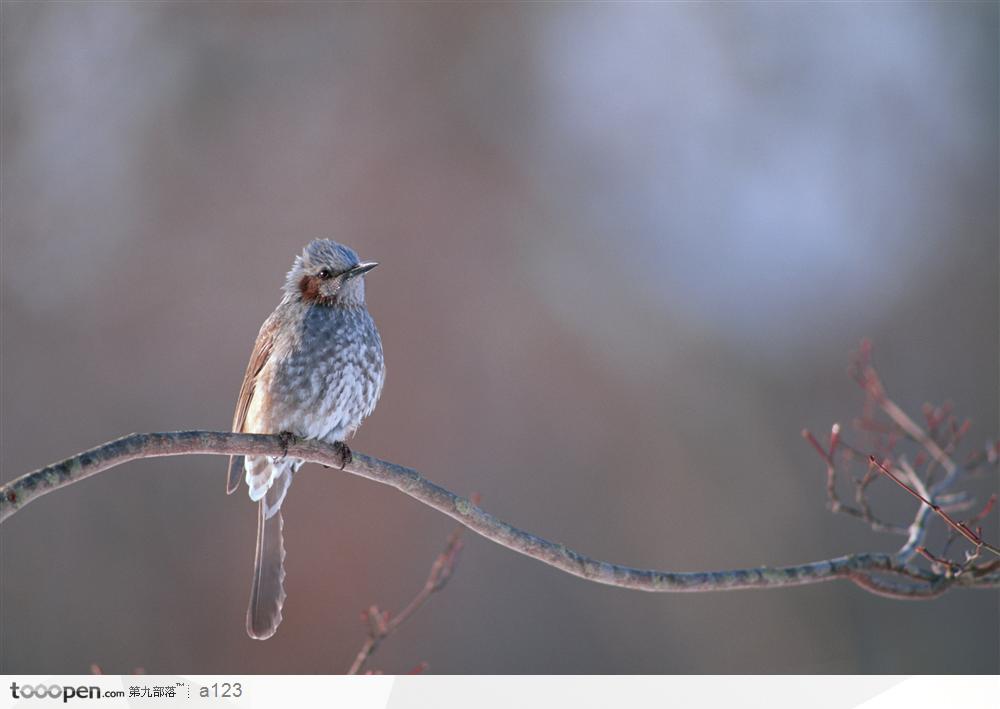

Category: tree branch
[836, 340, 999, 566]
[347, 525, 466, 674]
[3, 430, 998, 599]
[869, 456, 1000, 558]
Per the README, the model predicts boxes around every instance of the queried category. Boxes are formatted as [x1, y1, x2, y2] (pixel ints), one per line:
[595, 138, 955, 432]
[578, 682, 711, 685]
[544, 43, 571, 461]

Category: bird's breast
[263, 305, 384, 440]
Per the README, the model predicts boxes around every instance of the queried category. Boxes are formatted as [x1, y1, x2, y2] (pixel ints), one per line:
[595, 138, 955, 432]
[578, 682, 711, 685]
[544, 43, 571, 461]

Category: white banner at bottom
[1, 675, 997, 708]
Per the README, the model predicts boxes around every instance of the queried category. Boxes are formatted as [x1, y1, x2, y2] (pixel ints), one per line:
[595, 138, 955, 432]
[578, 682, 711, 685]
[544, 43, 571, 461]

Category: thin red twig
[802, 424, 908, 535]
[868, 457, 1000, 558]
[346, 505, 473, 675]
[916, 546, 959, 574]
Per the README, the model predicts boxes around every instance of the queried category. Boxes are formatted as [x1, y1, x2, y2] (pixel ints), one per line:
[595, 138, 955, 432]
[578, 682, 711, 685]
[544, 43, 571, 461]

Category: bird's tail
[226, 455, 244, 495]
[247, 499, 286, 640]
[244, 458, 298, 640]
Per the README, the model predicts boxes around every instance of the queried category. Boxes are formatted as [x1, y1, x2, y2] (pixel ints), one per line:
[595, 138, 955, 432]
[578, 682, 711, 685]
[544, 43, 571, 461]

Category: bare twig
[850, 340, 958, 478]
[3, 431, 998, 600]
[347, 525, 467, 674]
[800, 425, 908, 535]
[915, 546, 958, 575]
[869, 456, 1000, 558]
[802, 341, 999, 571]
[944, 494, 1000, 563]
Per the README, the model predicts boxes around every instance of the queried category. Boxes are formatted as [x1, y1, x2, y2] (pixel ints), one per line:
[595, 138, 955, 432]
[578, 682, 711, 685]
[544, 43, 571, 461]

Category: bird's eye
[317, 268, 333, 280]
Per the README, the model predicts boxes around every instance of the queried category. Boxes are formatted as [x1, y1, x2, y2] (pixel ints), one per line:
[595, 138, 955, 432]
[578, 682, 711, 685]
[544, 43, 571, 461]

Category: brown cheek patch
[299, 275, 338, 305]
[299, 275, 322, 302]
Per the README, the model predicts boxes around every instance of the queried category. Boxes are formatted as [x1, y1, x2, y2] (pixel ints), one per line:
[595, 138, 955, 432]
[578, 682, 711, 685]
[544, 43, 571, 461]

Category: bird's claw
[277, 431, 297, 461]
[333, 441, 352, 469]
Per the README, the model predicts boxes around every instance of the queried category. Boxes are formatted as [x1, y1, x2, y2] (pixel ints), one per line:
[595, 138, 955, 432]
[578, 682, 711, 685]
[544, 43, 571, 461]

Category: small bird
[228, 239, 385, 640]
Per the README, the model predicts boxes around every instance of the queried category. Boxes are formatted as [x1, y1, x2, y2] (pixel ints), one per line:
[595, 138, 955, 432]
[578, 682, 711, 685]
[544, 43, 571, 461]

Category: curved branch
[3, 431, 997, 598]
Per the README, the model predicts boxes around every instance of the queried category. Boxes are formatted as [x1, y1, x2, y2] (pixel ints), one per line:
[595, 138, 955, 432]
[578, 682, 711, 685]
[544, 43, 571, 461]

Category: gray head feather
[282, 239, 370, 306]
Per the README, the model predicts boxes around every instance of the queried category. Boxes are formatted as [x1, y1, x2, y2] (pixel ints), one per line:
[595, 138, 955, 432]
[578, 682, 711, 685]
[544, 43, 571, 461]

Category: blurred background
[1, 1, 997, 674]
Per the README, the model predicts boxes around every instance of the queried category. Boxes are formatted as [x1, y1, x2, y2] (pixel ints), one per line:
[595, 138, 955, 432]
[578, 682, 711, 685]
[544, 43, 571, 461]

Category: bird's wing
[227, 312, 280, 494]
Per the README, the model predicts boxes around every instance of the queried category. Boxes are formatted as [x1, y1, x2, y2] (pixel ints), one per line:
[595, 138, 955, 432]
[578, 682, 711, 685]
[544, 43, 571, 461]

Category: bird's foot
[332, 441, 352, 469]
[277, 431, 297, 461]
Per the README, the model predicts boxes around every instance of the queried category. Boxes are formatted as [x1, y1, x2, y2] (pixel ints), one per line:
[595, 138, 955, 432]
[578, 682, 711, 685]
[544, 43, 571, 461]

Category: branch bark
[3, 431, 998, 598]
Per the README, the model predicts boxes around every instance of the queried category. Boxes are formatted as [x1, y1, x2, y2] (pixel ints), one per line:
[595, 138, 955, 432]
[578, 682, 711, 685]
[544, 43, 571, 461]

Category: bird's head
[284, 239, 377, 307]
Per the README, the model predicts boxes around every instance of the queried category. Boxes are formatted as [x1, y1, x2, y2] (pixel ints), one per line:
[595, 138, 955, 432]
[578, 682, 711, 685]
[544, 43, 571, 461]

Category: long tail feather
[246, 501, 286, 640]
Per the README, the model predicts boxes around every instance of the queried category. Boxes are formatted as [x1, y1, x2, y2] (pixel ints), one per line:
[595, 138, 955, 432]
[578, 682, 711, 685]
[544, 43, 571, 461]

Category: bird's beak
[345, 262, 378, 279]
